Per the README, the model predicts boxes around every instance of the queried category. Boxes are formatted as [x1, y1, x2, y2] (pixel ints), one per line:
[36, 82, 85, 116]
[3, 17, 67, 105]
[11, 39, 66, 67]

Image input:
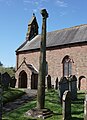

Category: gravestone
[55, 77, 58, 90]
[0, 73, 3, 120]
[62, 90, 71, 120]
[59, 77, 69, 102]
[68, 75, 77, 100]
[0, 87, 2, 120]
[10, 76, 16, 88]
[47, 75, 51, 90]
[2, 72, 11, 90]
[84, 94, 87, 120]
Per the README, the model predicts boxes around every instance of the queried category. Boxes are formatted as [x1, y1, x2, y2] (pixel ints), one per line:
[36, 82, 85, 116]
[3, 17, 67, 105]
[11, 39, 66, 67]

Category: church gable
[16, 58, 38, 74]
[15, 58, 31, 74]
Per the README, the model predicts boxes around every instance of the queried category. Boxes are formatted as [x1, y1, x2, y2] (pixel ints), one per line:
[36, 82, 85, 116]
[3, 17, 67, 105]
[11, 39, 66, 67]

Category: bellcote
[26, 13, 39, 41]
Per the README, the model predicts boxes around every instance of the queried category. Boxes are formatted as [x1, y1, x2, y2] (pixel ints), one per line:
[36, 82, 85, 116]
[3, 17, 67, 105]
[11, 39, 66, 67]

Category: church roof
[16, 24, 87, 52]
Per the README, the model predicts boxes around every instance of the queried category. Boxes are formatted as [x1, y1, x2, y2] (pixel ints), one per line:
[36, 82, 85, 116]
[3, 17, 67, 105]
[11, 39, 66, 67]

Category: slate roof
[26, 64, 38, 74]
[16, 24, 87, 52]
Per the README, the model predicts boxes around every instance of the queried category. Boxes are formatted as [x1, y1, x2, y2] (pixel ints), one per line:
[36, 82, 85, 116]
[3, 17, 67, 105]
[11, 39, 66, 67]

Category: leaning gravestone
[84, 94, 87, 120]
[68, 75, 77, 100]
[59, 77, 69, 102]
[62, 90, 71, 120]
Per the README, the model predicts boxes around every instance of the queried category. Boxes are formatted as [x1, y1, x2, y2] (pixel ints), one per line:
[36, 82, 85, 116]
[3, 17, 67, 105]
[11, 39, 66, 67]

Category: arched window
[62, 55, 73, 77]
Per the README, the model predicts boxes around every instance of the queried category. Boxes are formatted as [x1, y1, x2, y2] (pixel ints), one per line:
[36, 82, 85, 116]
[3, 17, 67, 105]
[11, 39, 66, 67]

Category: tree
[0, 62, 3, 67]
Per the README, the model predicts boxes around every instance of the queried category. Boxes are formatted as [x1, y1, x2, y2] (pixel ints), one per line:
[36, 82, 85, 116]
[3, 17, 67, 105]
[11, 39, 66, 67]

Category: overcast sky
[0, 0, 87, 67]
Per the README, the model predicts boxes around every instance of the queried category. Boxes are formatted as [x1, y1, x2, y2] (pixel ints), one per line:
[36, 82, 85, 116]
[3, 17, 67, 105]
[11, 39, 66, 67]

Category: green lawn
[3, 88, 25, 104]
[3, 90, 85, 120]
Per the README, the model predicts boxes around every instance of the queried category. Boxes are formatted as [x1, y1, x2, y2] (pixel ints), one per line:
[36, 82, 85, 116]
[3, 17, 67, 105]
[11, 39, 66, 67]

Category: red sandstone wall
[16, 45, 87, 89]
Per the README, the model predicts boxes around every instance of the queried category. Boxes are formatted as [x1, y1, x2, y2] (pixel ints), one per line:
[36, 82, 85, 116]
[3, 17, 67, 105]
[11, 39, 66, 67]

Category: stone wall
[16, 44, 87, 90]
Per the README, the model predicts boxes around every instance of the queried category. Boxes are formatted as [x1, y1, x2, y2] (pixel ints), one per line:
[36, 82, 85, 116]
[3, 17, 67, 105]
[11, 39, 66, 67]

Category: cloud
[0, 0, 3, 1]
[33, 9, 37, 13]
[60, 11, 67, 16]
[56, 0, 68, 7]
[24, 8, 28, 11]
[23, 0, 47, 13]
[0, 0, 14, 6]
[23, 0, 32, 3]
[6, 0, 13, 6]
[41, 0, 48, 2]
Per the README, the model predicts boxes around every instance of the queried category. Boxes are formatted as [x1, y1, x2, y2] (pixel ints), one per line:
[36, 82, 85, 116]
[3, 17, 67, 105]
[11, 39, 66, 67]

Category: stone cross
[62, 90, 71, 120]
[37, 9, 48, 109]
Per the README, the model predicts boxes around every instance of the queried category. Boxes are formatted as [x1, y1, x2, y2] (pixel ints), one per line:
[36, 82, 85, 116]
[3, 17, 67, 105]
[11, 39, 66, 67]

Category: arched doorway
[18, 70, 27, 88]
[31, 73, 38, 89]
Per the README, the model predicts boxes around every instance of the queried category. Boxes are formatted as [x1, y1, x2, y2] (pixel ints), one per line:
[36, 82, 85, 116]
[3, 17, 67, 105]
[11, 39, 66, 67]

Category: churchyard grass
[3, 89, 85, 120]
[3, 88, 25, 104]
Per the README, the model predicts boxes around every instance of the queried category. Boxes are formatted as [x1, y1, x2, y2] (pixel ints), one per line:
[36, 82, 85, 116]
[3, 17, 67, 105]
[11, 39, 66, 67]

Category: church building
[15, 14, 87, 90]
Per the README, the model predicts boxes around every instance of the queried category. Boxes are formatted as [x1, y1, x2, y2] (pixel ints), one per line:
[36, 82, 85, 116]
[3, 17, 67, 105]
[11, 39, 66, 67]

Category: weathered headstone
[0, 87, 2, 120]
[47, 75, 51, 90]
[68, 75, 77, 100]
[0, 73, 3, 120]
[2, 72, 11, 90]
[59, 77, 69, 102]
[62, 90, 71, 120]
[55, 77, 58, 90]
[84, 94, 87, 120]
[10, 76, 16, 88]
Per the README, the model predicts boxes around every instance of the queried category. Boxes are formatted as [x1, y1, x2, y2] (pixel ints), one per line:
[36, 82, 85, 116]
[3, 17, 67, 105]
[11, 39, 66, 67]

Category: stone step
[43, 110, 53, 115]
[43, 113, 53, 119]
[26, 108, 53, 119]
[42, 110, 53, 119]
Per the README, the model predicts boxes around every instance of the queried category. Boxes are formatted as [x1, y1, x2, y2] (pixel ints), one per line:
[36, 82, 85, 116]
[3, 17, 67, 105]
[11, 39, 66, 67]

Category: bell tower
[26, 13, 39, 41]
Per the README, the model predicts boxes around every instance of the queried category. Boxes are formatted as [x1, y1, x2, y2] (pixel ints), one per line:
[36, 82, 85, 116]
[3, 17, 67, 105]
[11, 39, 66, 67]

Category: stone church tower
[26, 13, 38, 41]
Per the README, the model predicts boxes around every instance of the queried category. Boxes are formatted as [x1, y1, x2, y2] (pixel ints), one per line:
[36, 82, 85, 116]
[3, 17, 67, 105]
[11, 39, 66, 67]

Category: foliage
[3, 90, 85, 120]
[0, 66, 15, 77]
[3, 88, 25, 104]
[0, 61, 3, 66]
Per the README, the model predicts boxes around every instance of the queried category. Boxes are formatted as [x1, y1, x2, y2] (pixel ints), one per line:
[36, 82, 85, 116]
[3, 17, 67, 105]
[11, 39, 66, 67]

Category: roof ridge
[47, 24, 87, 33]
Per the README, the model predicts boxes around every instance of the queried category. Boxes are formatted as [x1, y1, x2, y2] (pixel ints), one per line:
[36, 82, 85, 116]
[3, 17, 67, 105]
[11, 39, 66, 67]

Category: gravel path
[3, 89, 37, 113]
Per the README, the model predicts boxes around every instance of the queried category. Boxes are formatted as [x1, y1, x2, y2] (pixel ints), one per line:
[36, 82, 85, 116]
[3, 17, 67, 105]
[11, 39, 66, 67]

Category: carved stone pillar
[37, 9, 48, 109]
